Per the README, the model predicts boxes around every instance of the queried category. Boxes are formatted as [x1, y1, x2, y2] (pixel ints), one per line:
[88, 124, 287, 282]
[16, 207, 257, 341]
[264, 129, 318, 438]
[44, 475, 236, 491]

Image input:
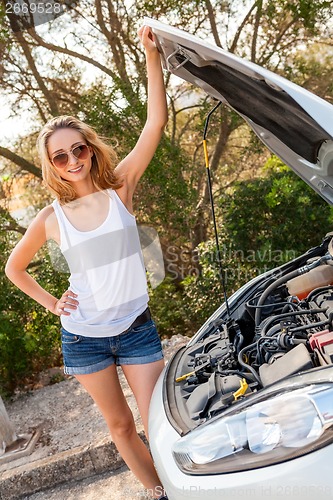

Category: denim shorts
[61, 319, 164, 375]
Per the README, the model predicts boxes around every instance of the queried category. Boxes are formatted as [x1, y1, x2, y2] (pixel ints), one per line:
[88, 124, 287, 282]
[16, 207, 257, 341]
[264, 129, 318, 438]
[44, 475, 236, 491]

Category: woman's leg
[122, 359, 166, 498]
[75, 364, 163, 496]
[121, 359, 165, 438]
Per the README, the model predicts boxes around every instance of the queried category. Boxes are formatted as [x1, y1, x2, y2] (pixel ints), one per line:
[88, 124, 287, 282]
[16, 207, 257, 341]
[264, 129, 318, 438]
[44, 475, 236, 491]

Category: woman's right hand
[53, 290, 78, 316]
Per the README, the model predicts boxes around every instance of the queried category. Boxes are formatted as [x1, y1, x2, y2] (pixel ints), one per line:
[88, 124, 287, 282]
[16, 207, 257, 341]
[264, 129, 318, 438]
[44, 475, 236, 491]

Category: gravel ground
[0, 334, 190, 499]
[23, 466, 149, 500]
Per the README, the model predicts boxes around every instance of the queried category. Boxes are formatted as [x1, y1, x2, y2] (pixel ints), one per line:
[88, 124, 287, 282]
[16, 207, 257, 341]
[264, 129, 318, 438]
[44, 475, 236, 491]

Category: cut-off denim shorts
[61, 319, 164, 375]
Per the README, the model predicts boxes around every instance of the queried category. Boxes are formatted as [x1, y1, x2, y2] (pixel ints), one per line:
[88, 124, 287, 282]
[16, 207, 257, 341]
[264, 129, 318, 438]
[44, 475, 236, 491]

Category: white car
[145, 18, 333, 500]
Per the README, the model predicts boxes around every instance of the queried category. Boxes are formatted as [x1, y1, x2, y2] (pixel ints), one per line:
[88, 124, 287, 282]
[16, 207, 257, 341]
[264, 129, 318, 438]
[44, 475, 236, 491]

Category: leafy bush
[221, 157, 333, 259]
[148, 276, 193, 338]
[0, 225, 66, 397]
[182, 158, 333, 327]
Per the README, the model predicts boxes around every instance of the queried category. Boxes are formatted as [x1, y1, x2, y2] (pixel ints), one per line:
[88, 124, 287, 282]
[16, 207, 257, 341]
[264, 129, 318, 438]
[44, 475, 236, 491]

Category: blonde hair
[37, 115, 123, 204]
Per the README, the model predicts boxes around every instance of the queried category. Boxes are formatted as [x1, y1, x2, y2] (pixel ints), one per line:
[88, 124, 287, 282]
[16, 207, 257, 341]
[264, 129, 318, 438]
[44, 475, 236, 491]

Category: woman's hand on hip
[53, 290, 78, 316]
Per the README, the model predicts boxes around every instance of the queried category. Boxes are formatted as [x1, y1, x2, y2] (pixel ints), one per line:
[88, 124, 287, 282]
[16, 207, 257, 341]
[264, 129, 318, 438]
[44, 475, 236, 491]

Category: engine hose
[237, 342, 262, 385]
[255, 269, 301, 327]
[327, 310, 333, 331]
[306, 285, 333, 302]
[260, 308, 327, 336]
[256, 336, 278, 364]
[264, 324, 282, 337]
[217, 369, 258, 383]
[234, 332, 244, 354]
[288, 319, 330, 334]
[255, 255, 333, 327]
[247, 299, 294, 310]
[282, 301, 301, 313]
[291, 338, 307, 345]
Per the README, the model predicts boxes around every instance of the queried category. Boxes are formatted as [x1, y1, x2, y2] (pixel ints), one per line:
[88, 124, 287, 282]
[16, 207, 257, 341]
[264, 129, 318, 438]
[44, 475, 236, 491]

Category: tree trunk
[0, 397, 17, 455]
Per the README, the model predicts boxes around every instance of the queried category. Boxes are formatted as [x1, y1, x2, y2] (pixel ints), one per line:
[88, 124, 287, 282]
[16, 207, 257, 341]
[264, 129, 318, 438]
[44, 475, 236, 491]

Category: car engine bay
[170, 236, 333, 428]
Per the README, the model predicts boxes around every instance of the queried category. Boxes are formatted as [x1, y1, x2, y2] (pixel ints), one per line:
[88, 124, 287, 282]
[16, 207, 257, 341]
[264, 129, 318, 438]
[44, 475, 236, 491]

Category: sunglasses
[51, 143, 90, 169]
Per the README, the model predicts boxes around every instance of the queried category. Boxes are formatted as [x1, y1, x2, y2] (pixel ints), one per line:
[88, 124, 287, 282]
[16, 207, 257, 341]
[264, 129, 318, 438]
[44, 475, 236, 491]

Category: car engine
[173, 248, 333, 425]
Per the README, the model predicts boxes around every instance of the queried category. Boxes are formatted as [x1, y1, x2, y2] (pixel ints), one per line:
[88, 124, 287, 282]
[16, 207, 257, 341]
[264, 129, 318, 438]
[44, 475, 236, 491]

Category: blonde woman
[5, 26, 168, 500]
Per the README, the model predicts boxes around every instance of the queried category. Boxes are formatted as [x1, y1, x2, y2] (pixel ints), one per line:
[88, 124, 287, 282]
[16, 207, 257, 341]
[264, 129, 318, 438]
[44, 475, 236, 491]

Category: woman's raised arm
[115, 25, 168, 210]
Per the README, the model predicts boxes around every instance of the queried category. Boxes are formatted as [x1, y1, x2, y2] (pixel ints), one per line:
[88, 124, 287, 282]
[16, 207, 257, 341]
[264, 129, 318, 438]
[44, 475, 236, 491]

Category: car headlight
[172, 382, 333, 474]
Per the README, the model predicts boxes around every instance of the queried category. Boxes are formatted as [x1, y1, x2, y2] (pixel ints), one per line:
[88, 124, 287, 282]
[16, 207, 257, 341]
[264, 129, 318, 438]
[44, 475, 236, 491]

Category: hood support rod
[203, 101, 231, 318]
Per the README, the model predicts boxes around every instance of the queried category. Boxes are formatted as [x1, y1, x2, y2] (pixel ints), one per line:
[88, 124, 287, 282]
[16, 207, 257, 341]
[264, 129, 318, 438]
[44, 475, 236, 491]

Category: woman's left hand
[137, 25, 157, 53]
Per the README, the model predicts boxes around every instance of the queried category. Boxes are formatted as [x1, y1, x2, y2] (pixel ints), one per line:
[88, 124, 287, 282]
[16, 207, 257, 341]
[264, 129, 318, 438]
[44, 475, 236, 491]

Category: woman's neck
[72, 177, 98, 199]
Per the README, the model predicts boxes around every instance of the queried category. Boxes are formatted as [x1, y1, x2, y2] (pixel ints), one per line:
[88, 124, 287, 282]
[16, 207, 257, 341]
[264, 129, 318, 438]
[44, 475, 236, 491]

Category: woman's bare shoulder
[38, 204, 55, 219]
[33, 204, 59, 242]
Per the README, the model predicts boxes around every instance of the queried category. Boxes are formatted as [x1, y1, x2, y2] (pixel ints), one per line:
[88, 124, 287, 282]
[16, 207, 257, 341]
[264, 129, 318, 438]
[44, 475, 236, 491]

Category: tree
[1, 1, 332, 256]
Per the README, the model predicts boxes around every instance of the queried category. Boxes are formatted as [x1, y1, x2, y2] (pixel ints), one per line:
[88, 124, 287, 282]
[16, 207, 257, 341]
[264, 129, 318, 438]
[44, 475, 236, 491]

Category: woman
[5, 25, 168, 500]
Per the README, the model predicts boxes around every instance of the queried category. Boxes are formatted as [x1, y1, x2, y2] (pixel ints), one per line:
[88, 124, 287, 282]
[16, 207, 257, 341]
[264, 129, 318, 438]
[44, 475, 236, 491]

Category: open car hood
[145, 18, 333, 205]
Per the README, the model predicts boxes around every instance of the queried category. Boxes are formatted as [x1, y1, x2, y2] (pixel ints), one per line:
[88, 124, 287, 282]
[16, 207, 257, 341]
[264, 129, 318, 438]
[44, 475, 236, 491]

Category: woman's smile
[68, 165, 84, 173]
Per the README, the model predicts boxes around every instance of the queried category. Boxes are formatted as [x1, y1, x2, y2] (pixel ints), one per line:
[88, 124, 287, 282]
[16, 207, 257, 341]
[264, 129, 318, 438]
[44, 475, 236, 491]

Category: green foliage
[134, 0, 206, 28]
[285, 0, 332, 29]
[265, 0, 332, 32]
[284, 48, 333, 102]
[148, 276, 192, 338]
[181, 240, 226, 328]
[0, 2, 10, 42]
[181, 236, 259, 328]
[0, 220, 67, 397]
[221, 156, 333, 257]
[182, 157, 333, 327]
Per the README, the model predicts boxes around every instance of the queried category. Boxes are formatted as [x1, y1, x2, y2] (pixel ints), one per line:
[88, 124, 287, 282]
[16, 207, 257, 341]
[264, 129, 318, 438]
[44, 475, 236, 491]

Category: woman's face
[47, 127, 93, 183]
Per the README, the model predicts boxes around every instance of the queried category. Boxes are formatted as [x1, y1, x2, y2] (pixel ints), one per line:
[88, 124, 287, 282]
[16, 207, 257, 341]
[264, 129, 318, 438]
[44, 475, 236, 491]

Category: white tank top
[51, 189, 149, 337]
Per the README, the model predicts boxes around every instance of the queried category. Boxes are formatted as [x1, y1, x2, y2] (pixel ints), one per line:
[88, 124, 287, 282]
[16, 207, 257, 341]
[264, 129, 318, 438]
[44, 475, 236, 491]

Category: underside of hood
[145, 18, 333, 205]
